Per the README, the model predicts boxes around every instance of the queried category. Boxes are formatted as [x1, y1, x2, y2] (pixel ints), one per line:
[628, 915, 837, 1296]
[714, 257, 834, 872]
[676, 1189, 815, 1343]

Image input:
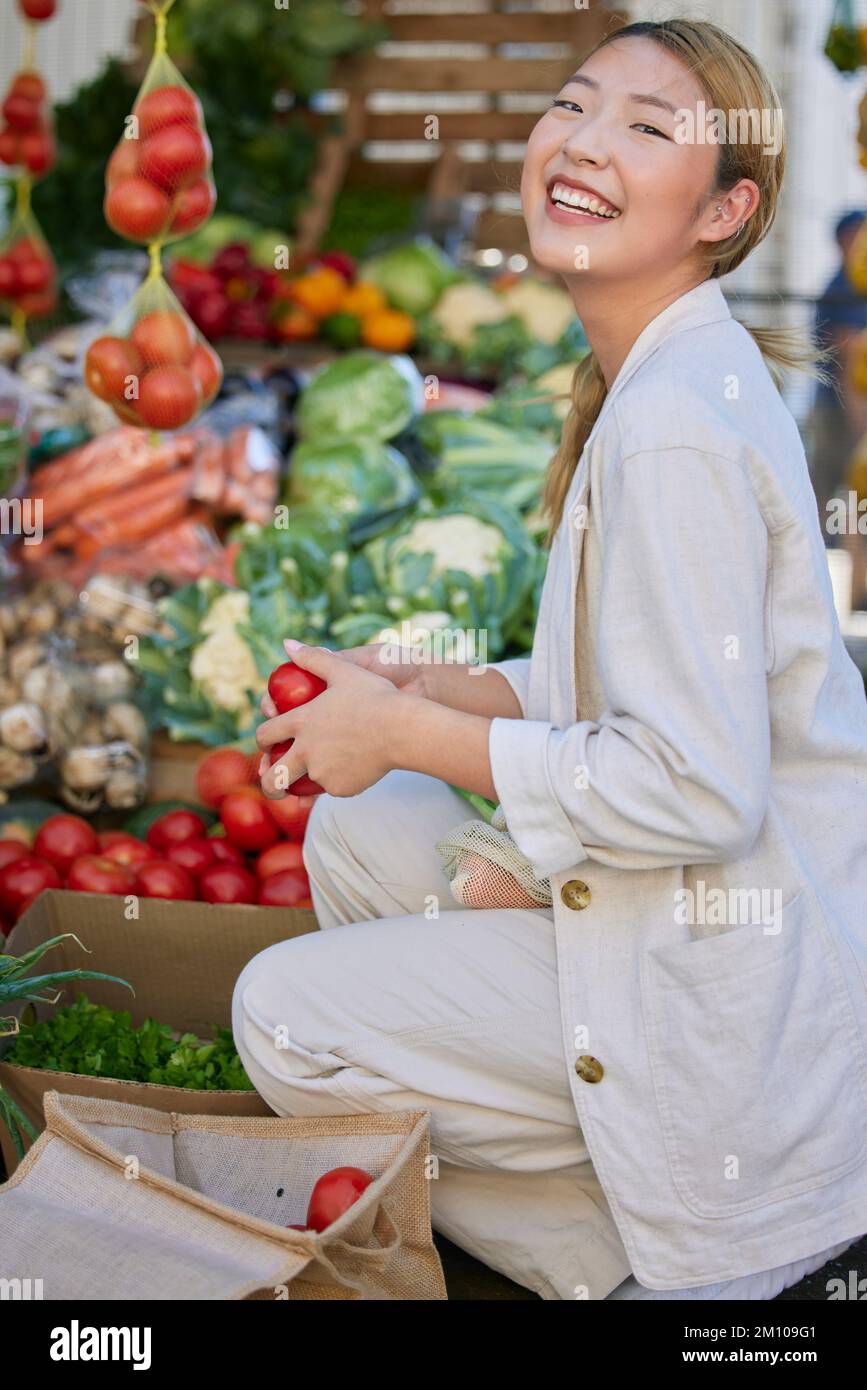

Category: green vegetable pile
[135, 344, 579, 743]
[6, 995, 255, 1092]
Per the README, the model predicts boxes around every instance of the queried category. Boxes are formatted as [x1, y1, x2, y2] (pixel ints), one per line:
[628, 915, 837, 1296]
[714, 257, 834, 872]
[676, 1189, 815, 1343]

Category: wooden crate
[299, 0, 630, 259]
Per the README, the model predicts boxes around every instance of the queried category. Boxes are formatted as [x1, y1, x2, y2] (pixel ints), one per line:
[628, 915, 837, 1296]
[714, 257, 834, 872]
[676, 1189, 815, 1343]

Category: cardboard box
[0, 889, 320, 1175]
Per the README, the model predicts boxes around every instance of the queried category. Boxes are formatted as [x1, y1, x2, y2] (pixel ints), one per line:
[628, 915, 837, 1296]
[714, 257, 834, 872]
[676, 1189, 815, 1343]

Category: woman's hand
[257, 640, 404, 799]
[333, 641, 430, 696]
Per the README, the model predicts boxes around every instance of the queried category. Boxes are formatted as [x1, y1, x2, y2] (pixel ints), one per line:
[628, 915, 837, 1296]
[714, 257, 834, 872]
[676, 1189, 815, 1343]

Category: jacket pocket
[639, 885, 867, 1218]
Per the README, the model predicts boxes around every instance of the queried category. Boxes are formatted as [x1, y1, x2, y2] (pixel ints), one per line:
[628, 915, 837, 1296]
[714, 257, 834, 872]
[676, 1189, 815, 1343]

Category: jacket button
[560, 879, 591, 910]
[575, 1055, 604, 1083]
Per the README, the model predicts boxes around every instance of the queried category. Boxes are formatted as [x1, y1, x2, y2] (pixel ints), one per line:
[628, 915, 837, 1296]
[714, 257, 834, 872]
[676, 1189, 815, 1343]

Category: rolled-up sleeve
[488, 447, 772, 878]
[485, 656, 531, 717]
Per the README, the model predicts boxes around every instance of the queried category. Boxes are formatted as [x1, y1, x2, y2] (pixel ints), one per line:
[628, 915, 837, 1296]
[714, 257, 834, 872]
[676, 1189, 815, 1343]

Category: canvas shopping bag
[0, 1091, 446, 1300]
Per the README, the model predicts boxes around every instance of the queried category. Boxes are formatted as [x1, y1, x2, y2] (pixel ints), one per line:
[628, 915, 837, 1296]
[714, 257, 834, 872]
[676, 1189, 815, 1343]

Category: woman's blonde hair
[540, 16, 836, 543]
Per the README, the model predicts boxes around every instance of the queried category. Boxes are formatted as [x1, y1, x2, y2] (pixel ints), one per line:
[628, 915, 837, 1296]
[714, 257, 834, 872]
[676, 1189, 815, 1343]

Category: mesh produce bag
[0, 195, 57, 327]
[104, 18, 215, 248]
[0, 70, 55, 180]
[0, 1092, 447, 1301]
[436, 804, 553, 909]
[84, 260, 223, 430]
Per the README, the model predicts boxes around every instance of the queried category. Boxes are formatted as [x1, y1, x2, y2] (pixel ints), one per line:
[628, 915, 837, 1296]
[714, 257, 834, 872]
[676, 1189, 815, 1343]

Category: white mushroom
[60, 785, 103, 814]
[104, 767, 146, 809]
[61, 745, 109, 791]
[91, 660, 135, 703]
[0, 747, 37, 789]
[0, 701, 47, 753]
[8, 639, 46, 684]
[102, 702, 148, 750]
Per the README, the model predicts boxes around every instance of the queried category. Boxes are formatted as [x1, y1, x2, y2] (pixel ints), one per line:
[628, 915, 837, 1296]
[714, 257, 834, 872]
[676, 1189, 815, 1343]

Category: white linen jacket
[487, 275, 867, 1289]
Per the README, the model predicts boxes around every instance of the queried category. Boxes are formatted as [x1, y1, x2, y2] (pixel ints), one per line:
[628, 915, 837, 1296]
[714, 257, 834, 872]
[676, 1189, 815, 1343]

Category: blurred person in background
[804, 209, 867, 541]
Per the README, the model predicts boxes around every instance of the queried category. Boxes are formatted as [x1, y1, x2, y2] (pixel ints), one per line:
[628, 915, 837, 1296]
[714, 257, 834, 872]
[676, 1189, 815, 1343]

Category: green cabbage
[297, 350, 420, 441]
[287, 436, 420, 536]
[360, 238, 458, 315]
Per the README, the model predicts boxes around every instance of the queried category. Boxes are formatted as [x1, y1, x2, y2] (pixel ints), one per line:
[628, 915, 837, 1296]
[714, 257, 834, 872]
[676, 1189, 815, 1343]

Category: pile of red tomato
[0, 755, 316, 935]
[0, 233, 56, 318]
[105, 84, 215, 246]
[0, 70, 55, 178]
[84, 308, 222, 431]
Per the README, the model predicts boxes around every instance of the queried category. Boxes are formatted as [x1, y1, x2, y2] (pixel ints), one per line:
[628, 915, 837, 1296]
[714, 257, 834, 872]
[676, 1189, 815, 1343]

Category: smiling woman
[234, 17, 867, 1304]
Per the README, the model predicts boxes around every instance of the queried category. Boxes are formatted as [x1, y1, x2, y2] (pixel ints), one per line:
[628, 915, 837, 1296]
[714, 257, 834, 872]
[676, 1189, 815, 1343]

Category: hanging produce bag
[105, 26, 215, 248]
[0, 1092, 447, 1301]
[0, 70, 55, 179]
[0, 195, 57, 325]
[85, 259, 223, 430]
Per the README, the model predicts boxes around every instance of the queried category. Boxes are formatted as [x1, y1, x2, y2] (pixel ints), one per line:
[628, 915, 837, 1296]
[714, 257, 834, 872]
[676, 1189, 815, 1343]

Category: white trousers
[231, 769, 857, 1301]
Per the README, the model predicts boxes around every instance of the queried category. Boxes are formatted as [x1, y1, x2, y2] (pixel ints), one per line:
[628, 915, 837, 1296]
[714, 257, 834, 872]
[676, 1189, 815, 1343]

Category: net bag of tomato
[0, 1092, 447, 1301]
[0, 69, 56, 180]
[0, 194, 57, 329]
[85, 260, 223, 430]
[104, 15, 215, 248]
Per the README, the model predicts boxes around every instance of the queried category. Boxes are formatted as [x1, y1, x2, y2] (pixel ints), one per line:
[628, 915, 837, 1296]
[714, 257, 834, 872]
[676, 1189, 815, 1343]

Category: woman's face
[522, 36, 725, 282]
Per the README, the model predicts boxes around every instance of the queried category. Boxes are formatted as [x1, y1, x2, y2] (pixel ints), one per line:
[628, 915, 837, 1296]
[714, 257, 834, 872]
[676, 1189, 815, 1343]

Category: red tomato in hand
[306, 1167, 374, 1233]
[67, 856, 135, 896]
[102, 837, 151, 869]
[257, 869, 311, 908]
[85, 336, 143, 402]
[266, 740, 326, 798]
[267, 662, 327, 714]
[209, 837, 246, 867]
[33, 815, 98, 876]
[255, 841, 305, 879]
[169, 177, 216, 237]
[198, 862, 258, 904]
[195, 747, 256, 807]
[137, 364, 200, 430]
[135, 84, 202, 140]
[0, 855, 61, 917]
[0, 840, 28, 872]
[139, 124, 209, 193]
[105, 176, 170, 241]
[265, 791, 317, 840]
[131, 309, 195, 366]
[146, 808, 207, 852]
[165, 837, 217, 879]
[220, 789, 279, 851]
[134, 859, 196, 901]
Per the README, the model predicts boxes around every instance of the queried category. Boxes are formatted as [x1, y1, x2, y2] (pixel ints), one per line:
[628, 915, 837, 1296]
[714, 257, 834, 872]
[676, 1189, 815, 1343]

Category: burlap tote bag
[0, 1091, 446, 1300]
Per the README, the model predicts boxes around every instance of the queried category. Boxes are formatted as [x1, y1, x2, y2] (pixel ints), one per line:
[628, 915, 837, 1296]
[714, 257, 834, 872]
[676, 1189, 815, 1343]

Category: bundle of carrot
[16, 423, 278, 586]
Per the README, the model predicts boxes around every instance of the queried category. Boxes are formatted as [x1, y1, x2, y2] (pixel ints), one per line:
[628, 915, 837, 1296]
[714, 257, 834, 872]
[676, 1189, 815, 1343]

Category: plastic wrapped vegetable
[0, 69, 55, 179]
[104, 8, 215, 248]
[84, 262, 223, 430]
[0, 195, 57, 326]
